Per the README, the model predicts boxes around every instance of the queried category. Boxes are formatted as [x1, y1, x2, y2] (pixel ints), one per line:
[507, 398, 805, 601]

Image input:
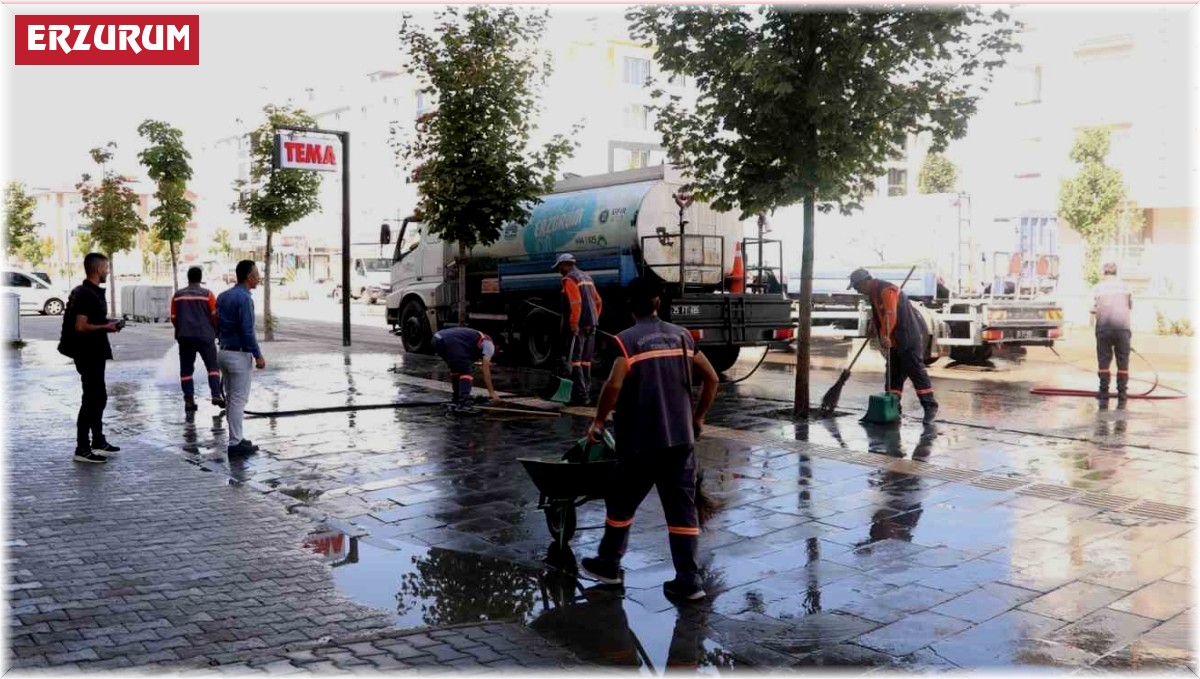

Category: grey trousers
[219, 350, 253, 446]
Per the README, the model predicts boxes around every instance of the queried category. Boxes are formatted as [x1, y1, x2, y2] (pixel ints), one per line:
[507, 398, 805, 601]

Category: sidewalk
[5, 321, 1194, 672]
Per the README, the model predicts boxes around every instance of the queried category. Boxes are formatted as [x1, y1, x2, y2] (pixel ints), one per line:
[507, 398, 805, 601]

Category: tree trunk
[1084, 237, 1103, 287]
[264, 231, 274, 341]
[793, 193, 815, 418]
[108, 254, 117, 317]
[170, 242, 179, 291]
[457, 242, 468, 326]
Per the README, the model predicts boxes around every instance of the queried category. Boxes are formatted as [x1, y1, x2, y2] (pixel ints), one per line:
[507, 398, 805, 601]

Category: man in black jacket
[60, 253, 123, 463]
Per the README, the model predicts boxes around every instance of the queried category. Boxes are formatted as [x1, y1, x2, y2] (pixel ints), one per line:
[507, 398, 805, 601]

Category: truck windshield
[362, 258, 391, 272]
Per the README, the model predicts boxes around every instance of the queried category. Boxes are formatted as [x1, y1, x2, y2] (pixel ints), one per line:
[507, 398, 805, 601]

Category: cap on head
[1103, 262, 1118, 276]
[187, 266, 203, 284]
[848, 268, 872, 290]
[552, 253, 577, 271]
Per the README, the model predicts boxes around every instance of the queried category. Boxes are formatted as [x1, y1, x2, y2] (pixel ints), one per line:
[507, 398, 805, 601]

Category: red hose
[1029, 347, 1186, 400]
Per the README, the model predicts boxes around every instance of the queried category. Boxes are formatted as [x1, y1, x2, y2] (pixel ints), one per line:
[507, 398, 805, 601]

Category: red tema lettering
[283, 141, 337, 165]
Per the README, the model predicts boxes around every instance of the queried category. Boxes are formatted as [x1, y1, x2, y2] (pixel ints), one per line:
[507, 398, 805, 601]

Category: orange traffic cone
[729, 242, 745, 293]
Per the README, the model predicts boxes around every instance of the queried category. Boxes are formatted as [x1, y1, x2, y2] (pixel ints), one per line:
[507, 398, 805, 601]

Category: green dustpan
[861, 392, 900, 424]
[543, 335, 576, 404]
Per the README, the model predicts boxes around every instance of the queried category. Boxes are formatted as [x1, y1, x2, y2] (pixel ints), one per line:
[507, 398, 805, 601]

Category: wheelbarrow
[518, 430, 618, 549]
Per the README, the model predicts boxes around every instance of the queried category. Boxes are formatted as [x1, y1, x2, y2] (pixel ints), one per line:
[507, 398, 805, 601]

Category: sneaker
[74, 449, 108, 464]
[662, 578, 706, 602]
[227, 441, 256, 456]
[580, 557, 624, 586]
[92, 441, 120, 454]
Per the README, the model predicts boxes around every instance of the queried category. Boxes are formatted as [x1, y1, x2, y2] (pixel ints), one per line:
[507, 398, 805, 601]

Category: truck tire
[701, 346, 741, 374]
[400, 299, 433, 354]
[523, 311, 559, 369]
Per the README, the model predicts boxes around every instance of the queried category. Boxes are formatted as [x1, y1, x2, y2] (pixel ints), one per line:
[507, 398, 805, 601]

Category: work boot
[1098, 377, 1111, 403]
[580, 557, 624, 586]
[212, 395, 226, 409]
[663, 578, 707, 602]
[921, 402, 939, 424]
[184, 395, 198, 412]
[1117, 390, 1128, 404]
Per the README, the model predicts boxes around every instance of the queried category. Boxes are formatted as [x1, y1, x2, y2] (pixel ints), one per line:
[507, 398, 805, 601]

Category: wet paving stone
[1041, 607, 1161, 659]
[1107, 580, 1192, 621]
[930, 609, 1067, 667]
[930, 582, 1042, 624]
[1018, 581, 1127, 622]
[855, 611, 972, 657]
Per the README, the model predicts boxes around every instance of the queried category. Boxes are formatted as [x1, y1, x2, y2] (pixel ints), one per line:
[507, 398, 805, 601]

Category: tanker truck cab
[385, 166, 795, 374]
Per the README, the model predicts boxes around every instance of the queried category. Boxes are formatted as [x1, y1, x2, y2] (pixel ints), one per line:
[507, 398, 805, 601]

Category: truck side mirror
[380, 223, 391, 246]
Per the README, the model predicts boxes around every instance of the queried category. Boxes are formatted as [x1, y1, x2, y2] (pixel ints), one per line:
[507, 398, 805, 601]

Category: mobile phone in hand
[115, 319, 127, 330]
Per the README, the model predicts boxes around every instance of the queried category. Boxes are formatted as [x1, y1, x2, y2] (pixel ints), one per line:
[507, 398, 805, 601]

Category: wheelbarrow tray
[518, 458, 618, 501]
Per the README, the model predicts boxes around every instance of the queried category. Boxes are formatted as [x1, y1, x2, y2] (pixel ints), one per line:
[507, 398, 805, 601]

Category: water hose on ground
[1028, 347, 1186, 400]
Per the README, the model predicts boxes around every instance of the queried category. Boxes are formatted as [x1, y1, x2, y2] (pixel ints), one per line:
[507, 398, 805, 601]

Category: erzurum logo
[15, 15, 199, 65]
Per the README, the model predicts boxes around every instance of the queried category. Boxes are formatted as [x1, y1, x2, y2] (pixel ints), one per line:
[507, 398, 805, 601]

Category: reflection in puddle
[320, 534, 740, 672]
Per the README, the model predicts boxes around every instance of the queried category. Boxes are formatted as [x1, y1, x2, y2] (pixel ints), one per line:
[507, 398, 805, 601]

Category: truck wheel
[523, 311, 559, 369]
[949, 345, 993, 364]
[400, 300, 433, 354]
[701, 346, 741, 374]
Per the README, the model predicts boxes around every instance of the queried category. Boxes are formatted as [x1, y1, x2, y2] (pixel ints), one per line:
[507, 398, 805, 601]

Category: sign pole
[340, 131, 351, 347]
[273, 124, 351, 347]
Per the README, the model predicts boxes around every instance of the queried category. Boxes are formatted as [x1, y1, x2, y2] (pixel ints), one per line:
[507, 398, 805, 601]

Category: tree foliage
[1058, 126, 1127, 286]
[20, 236, 55, 269]
[5, 182, 42, 260]
[628, 5, 1018, 413]
[394, 6, 577, 323]
[918, 153, 958, 194]
[138, 120, 195, 289]
[231, 105, 323, 340]
[209, 227, 234, 261]
[77, 142, 147, 313]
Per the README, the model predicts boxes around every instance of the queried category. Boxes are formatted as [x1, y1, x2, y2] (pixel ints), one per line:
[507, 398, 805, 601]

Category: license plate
[1014, 330, 1036, 339]
[671, 305, 701, 316]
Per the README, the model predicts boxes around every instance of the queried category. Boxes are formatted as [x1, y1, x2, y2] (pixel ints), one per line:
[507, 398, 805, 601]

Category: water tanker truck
[385, 165, 795, 374]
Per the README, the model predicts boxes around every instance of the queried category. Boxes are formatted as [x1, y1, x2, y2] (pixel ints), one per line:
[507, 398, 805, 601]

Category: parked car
[30, 271, 52, 286]
[2, 270, 67, 315]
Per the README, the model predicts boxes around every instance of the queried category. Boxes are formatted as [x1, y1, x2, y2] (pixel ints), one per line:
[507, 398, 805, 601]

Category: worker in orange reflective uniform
[849, 268, 939, 424]
[555, 253, 603, 406]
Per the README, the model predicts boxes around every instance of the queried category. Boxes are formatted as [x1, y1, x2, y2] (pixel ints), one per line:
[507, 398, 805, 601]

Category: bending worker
[171, 266, 225, 413]
[432, 326, 500, 410]
[1092, 262, 1133, 403]
[849, 268, 939, 424]
[555, 253, 603, 406]
[581, 277, 719, 602]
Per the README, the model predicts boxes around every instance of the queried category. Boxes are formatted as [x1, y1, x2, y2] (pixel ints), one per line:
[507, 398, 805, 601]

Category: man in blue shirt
[216, 260, 266, 456]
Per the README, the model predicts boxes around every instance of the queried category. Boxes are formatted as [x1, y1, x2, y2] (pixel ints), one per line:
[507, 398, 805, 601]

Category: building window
[668, 72, 687, 88]
[628, 150, 651, 169]
[887, 169, 907, 197]
[1015, 65, 1042, 106]
[624, 104, 651, 130]
[622, 57, 651, 87]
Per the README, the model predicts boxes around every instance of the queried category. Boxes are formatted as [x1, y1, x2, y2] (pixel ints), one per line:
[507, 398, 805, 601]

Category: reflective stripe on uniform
[605, 516, 634, 529]
[627, 348, 695, 366]
[667, 525, 699, 536]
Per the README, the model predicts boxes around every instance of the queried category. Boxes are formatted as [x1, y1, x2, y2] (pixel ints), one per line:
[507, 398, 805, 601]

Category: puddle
[312, 530, 742, 671]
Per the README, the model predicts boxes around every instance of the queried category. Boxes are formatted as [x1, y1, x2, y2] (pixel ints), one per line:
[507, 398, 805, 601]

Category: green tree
[77, 142, 147, 315]
[627, 6, 1019, 415]
[19, 236, 55, 269]
[395, 6, 577, 325]
[142, 230, 169, 280]
[1058, 126, 1128, 286]
[209, 227, 234, 261]
[138, 120, 195, 290]
[918, 153, 958, 194]
[232, 105, 323, 340]
[73, 230, 95, 261]
[5, 182, 42, 260]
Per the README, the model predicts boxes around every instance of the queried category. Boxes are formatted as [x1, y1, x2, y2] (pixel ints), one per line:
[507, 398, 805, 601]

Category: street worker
[171, 266, 224, 413]
[849, 268, 939, 424]
[431, 326, 500, 411]
[58, 252, 123, 464]
[216, 260, 265, 456]
[1092, 262, 1133, 403]
[555, 253, 603, 406]
[580, 277, 719, 602]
